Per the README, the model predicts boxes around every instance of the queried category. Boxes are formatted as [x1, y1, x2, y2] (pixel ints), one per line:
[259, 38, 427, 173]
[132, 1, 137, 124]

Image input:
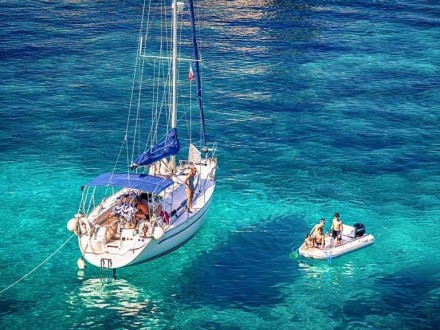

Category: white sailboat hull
[128, 198, 211, 266]
[76, 160, 217, 269]
[79, 191, 213, 268]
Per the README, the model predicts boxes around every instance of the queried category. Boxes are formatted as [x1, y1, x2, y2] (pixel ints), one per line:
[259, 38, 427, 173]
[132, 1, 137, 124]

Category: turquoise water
[1, 0, 439, 328]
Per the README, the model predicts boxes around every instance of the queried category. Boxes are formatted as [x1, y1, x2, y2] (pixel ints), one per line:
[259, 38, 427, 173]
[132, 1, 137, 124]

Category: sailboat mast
[170, 0, 179, 173]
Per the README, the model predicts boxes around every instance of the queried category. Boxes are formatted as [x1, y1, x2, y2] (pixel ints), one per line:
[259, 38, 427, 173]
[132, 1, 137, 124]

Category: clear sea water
[1, 0, 439, 329]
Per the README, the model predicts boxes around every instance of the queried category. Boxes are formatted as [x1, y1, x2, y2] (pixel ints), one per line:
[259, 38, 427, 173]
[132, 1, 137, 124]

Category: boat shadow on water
[170, 214, 310, 309]
[0, 298, 28, 318]
[171, 215, 378, 310]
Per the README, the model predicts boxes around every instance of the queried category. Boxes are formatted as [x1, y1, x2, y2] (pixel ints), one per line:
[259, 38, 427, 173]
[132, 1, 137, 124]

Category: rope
[0, 234, 76, 295]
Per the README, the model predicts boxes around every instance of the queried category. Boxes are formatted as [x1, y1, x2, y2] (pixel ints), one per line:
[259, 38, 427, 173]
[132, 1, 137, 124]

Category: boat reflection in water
[67, 278, 166, 327]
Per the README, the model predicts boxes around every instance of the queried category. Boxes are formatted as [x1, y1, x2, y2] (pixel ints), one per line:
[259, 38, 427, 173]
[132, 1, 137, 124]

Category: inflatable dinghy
[298, 223, 374, 260]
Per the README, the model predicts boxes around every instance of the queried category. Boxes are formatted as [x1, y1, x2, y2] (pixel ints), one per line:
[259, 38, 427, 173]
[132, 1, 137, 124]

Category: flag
[188, 65, 194, 81]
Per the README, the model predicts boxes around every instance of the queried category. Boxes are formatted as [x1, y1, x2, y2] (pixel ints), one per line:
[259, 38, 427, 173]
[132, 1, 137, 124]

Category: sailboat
[67, 0, 217, 269]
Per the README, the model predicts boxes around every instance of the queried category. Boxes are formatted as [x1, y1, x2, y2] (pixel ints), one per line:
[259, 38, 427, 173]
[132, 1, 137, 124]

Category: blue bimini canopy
[86, 173, 174, 194]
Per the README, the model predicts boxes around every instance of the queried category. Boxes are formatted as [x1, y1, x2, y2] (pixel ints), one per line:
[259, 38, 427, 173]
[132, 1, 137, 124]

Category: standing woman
[185, 167, 197, 212]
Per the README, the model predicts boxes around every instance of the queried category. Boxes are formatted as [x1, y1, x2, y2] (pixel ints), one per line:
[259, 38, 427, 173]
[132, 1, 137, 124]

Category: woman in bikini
[184, 167, 197, 212]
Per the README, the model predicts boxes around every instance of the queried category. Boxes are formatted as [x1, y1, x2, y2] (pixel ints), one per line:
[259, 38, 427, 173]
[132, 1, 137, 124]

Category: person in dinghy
[298, 212, 375, 260]
[313, 226, 325, 249]
[303, 234, 315, 249]
[310, 218, 326, 236]
[330, 212, 343, 246]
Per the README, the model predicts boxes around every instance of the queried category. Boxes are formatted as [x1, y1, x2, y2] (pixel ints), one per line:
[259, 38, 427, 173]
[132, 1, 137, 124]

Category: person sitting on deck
[112, 193, 130, 217]
[111, 193, 140, 224]
[132, 196, 150, 221]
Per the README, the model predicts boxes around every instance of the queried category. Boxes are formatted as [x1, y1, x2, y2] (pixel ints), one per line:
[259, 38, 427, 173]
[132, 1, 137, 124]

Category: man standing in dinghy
[310, 218, 326, 236]
[330, 212, 343, 246]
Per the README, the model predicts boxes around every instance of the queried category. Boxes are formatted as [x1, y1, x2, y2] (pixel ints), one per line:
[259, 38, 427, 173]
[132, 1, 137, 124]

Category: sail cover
[133, 128, 180, 167]
[188, 0, 207, 146]
[87, 173, 173, 194]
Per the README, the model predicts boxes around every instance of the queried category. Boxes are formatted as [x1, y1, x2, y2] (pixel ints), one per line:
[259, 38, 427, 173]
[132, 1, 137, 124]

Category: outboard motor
[353, 223, 366, 237]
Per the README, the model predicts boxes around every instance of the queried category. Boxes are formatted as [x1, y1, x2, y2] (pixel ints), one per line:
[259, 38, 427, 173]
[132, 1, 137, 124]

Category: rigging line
[128, 0, 152, 165]
[155, 0, 167, 144]
[125, 36, 141, 145]
[151, 60, 158, 146]
[189, 72, 192, 146]
[0, 234, 76, 295]
[82, 187, 91, 215]
[153, 56, 165, 145]
[111, 136, 129, 176]
[133, 2, 156, 163]
[87, 186, 98, 215]
[140, 0, 156, 155]
[188, 0, 206, 146]
[148, 16, 170, 152]
[79, 186, 87, 215]
[132, 45, 145, 163]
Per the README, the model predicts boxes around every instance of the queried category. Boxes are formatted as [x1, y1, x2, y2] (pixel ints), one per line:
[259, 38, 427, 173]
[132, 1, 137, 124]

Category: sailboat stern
[79, 229, 155, 269]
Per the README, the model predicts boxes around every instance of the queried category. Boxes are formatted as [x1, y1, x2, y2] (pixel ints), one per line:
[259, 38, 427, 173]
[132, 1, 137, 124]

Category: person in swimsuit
[314, 227, 325, 249]
[112, 193, 133, 218]
[330, 212, 343, 246]
[185, 167, 197, 213]
[304, 234, 314, 249]
[132, 196, 150, 221]
[310, 218, 326, 236]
